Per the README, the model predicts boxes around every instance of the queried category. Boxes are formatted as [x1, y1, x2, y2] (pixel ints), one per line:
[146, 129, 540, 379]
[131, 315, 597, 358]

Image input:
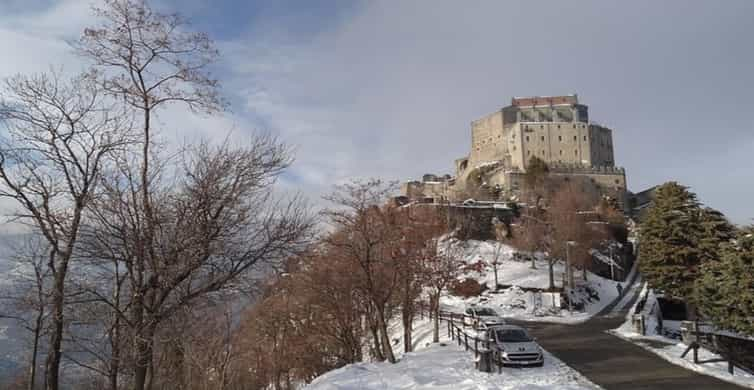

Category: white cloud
[2, 0, 754, 224]
[219, 1, 754, 223]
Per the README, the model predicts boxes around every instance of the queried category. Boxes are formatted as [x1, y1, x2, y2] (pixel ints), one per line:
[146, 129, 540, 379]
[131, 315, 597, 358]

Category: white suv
[463, 306, 506, 329]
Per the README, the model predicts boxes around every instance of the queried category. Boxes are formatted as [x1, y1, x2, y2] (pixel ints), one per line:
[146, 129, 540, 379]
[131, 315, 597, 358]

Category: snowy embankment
[440, 240, 625, 324]
[306, 318, 600, 390]
[610, 283, 754, 389]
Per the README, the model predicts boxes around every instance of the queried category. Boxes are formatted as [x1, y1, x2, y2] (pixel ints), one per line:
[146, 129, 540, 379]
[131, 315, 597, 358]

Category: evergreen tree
[695, 227, 754, 336]
[698, 207, 736, 263]
[639, 182, 704, 301]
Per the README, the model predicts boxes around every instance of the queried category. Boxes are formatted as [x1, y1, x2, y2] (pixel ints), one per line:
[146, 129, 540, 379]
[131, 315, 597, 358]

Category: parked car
[463, 306, 506, 329]
[484, 324, 544, 367]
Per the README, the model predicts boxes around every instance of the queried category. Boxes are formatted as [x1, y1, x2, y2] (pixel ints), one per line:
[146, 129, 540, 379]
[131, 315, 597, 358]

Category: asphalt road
[516, 288, 745, 389]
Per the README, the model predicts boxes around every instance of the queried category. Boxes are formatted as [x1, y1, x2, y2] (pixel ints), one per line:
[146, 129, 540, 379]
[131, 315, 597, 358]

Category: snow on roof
[589, 249, 623, 270]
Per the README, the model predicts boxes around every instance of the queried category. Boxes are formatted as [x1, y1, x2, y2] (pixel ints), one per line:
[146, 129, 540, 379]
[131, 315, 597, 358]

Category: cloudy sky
[1, 0, 753, 224]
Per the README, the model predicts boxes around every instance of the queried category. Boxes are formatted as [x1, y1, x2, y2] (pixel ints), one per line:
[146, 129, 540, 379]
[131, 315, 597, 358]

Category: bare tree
[323, 179, 402, 363]
[295, 250, 365, 365]
[512, 205, 553, 287]
[548, 183, 604, 286]
[0, 71, 130, 390]
[71, 1, 312, 389]
[0, 235, 52, 390]
[489, 240, 507, 291]
[391, 206, 435, 353]
[82, 139, 312, 389]
[423, 235, 463, 343]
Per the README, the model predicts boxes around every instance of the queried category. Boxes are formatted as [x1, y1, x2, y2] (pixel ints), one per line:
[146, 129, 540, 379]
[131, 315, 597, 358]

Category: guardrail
[679, 321, 754, 375]
[437, 310, 524, 373]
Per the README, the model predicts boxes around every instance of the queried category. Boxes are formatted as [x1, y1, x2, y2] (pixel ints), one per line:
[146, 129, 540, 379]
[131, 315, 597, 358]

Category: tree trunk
[133, 319, 156, 390]
[45, 259, 69, 390]
[108, 275, 122, 390]
[28, 310, 43, 390]
[369, 319, 384, 361]
[493, 264, 499, 291]
[686, 301, 698, 321]
[431, 295, 440, 343]
[402, 287, 414, 353]
[582, 265, 587, 281]
[548, 259, 555, 290]
[375, 305, 396, 363]
[402, 310, 412, 353]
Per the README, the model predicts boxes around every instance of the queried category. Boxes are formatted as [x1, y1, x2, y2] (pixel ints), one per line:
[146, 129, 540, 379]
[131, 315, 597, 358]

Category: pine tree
[697, 207, 735, 263]
[695, 228, 754, 336]
[639, 182, 704, 301]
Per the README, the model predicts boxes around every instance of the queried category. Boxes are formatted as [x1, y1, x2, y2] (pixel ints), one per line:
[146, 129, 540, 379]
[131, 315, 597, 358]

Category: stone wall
[469, 110, 506, 165]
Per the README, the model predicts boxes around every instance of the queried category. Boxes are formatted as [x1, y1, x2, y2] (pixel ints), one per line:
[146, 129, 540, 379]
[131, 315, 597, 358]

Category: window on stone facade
[573, 135, 577, 141]
[513, 146, 516, 151]
[541, 136, 544, 141]
[559, 150, 563, 155]
[526, 136, 530, 142]
[574, 150, 578, 155]
[527, 150, 531, 156]
[615, 179, 620, 184]
[558, 135, 562, 141]
[584, 136, 587, 141]
[541, 150, 544, 155]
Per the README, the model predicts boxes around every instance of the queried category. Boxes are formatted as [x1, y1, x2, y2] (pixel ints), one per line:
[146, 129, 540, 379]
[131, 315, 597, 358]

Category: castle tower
[469, 95, 615, 171]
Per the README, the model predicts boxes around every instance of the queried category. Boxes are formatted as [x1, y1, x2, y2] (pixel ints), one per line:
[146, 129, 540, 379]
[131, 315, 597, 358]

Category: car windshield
[475, 308, 498, 316]
[495, 329, 532, 342]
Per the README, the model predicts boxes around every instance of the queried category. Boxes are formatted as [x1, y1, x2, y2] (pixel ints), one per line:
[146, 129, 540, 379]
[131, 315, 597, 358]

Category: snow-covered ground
[307, 318, 601, 390]
[440, 240, 627, 324]
[610, 283, 754, 389]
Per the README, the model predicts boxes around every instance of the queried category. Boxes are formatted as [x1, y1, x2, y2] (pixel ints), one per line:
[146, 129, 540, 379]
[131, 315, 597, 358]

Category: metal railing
[437, 310, 515, 373]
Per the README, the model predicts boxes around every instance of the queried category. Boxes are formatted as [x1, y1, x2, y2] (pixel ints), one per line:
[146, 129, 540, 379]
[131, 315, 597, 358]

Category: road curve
[515, 285, 745, 389]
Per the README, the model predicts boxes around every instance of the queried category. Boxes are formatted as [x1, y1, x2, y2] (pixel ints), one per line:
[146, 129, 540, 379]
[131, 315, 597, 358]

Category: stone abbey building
[402, 95, 628, 207]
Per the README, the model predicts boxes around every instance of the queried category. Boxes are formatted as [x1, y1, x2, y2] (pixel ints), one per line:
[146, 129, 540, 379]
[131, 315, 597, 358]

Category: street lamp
[609, 245, 615, 281]
[565, 241, 577, 313]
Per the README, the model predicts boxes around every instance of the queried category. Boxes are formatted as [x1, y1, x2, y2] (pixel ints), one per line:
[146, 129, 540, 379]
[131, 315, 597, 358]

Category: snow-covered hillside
[306, 319, 599, 390]
[440, 240, 627, 324]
